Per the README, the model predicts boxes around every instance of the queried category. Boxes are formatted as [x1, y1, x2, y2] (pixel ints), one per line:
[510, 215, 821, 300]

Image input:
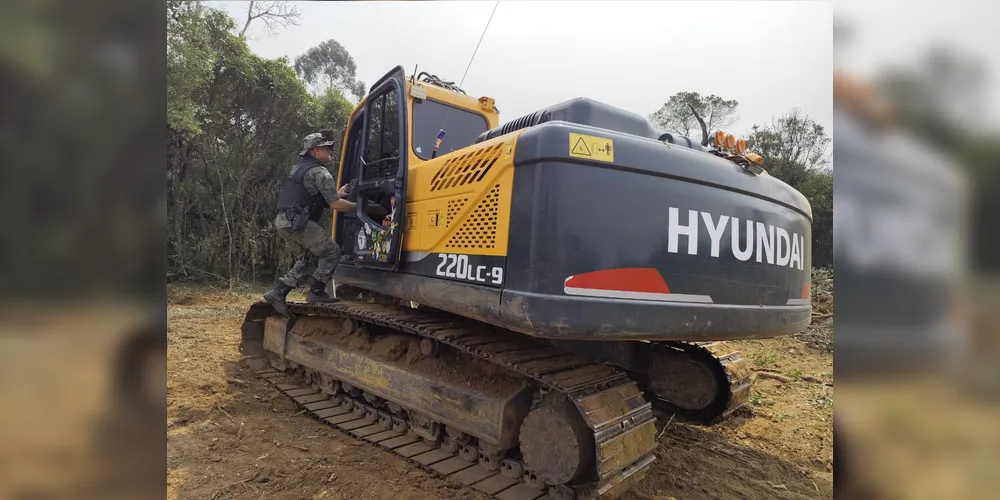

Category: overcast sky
[214, 0, 832, 141]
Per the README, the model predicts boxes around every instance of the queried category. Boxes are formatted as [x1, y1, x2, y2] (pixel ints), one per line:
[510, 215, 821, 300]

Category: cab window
[411, 99, 489, 160]
[363, 88, 400, 179]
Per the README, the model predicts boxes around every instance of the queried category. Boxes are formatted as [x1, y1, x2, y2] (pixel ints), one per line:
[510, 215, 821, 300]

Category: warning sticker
[569, 133, 614, 162]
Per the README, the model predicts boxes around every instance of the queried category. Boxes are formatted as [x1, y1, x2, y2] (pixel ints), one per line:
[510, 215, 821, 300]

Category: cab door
[351, 66, 408, 270]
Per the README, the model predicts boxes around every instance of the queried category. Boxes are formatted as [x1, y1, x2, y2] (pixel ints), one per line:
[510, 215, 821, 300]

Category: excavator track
[648, 341, 753, 424]
[240, 299, 659, 500]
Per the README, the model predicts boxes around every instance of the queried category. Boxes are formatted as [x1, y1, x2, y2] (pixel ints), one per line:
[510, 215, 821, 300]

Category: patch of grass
[752, 349, 778, 367]
[167, 303, 248, 319]
[790, 267, 835, 353]
[810, 388, 834, 408]
[794, 319, 833, 353]
[168, 281, 272, 306]
[749, 393, 775, 407]
[787, 369, 804, 380]
[168, 308, 219, 319]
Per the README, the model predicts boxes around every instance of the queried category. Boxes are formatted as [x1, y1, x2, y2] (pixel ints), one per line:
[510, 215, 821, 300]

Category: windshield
[411, 99, 489, 160]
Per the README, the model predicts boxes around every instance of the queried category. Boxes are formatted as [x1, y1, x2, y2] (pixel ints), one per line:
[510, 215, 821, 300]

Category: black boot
[263, 281, 293, 318]
[306, 278, 338, 304]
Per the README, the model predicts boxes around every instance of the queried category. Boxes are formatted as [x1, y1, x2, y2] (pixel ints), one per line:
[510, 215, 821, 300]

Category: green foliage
[745, 108, 833, 268]
[648, 91, 739, 145]
[167, 6, 237, 136]
[749, 391, 775, 407]
[310, 88, 355, 154]
[745, 107, 831, 186]
[293, 39, 367, 101]
[752, 350, 778, 367]
[797, 172, 833, 268]
[167, 4, 361, 284]
[810, 387, 834, 408]
[649, 91, 833, 269]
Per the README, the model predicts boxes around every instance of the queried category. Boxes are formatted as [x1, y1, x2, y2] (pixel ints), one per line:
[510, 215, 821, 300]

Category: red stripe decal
[563, 268, 670, 294]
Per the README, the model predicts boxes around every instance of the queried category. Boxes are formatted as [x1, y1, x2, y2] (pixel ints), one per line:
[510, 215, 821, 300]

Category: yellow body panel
[403, 132, 519, 256]
[402, 80, 500, 169]
[333, 72, 514, 257]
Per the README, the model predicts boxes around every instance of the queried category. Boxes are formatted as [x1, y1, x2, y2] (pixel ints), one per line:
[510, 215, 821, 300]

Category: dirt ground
[167, 285, 833, 500]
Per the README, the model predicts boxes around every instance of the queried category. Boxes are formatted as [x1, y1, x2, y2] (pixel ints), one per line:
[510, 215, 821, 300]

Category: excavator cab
[334, 66, 500, 270]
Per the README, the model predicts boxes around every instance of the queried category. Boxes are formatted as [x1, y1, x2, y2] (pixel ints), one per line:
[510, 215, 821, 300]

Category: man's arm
[330, 196, 356, 212]
[307, 167, 357, 212]
[330, 181, 356, 212]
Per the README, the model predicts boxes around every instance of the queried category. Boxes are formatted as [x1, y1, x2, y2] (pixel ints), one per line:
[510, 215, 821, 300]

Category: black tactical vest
[275, 155, 327, 221]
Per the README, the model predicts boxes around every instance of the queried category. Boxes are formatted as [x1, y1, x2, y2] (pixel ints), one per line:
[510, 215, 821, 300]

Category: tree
[167, 3, 316, 285]
[348, 79, 368, 102]
[648, 91, 739, 146]
[167, 4, 368, 286]
[167, 4, 230, 138]
[311, 88, 356, 162]
[744, 108, 831, 189]
[293, 39, 367, 101]
[239, 0, 301, 38]
[797, 172, 833, 269]
[745, 108, 833, 268]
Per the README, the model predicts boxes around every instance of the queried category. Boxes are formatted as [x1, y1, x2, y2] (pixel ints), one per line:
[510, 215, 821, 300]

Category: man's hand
[338, 184, 351, 198]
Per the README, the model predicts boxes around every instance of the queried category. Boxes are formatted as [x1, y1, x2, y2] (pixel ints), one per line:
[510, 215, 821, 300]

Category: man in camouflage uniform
[263, 131, 357, 317]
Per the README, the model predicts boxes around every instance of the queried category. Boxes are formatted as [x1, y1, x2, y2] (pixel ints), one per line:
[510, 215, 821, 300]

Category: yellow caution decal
[569, 132, 614, 162]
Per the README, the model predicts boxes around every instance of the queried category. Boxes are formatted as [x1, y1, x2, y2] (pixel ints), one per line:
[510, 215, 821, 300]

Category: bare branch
[240, 1, 255, 38]
[240, 1, 301, 38]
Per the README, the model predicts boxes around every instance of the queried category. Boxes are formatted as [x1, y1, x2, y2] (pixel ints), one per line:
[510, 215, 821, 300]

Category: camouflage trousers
[276, 220, 342, 288]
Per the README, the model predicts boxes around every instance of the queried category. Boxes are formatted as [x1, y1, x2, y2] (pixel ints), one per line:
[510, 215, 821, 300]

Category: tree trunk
[689, 104, 709, 146]
[169, 182, 188, 277]
[214, 162, 235, 288]
[240, 1, 256, 38]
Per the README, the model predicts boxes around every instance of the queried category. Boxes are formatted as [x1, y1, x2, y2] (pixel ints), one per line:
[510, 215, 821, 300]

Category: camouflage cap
[299, 132, 336, 156]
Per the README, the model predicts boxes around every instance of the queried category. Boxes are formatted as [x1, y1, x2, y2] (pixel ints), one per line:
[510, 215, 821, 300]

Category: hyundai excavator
[240, 66, 813, 500]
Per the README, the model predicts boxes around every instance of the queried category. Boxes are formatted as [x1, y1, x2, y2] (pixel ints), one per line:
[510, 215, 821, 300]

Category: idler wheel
[518, 395, 594, 485]
[652, 355, 718, 410]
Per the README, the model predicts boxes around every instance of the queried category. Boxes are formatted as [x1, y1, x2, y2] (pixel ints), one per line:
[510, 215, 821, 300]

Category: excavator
[240, 66, 813, 500]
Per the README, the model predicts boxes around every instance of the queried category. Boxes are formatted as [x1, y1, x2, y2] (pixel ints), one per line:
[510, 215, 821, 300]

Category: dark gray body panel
[496, 121, 811, 339]
[477, 97, 662, 144]
[335, 102, 813, 341]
